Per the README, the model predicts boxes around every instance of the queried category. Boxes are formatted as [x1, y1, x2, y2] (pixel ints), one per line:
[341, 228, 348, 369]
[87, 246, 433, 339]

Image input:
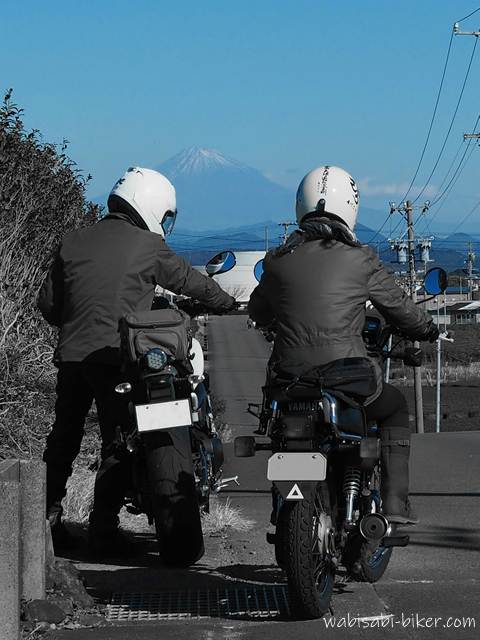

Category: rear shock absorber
[343, 467, 361, 524]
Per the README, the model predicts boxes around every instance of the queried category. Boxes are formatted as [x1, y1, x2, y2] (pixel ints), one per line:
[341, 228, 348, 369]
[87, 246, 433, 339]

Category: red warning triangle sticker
[286, 483, 304, 500]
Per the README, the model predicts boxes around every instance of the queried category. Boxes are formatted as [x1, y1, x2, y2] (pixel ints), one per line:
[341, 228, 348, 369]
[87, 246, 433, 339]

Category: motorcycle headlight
[145, 348, 168, 371]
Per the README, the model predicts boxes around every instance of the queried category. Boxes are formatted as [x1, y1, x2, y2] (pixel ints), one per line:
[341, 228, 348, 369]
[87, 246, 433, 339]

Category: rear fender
[273, 481, 318, 500]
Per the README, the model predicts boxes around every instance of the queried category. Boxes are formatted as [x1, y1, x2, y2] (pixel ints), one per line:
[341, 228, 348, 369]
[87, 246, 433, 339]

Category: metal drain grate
[107, 587, 290, 621]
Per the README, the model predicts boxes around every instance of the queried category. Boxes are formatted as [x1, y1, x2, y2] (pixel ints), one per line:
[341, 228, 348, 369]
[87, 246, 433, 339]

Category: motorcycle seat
[270, 357, 377, 403]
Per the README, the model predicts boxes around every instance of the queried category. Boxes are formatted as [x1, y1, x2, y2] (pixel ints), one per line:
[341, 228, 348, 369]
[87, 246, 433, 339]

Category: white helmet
[109, 167, 177, 237]
[295, 165, 359, 230]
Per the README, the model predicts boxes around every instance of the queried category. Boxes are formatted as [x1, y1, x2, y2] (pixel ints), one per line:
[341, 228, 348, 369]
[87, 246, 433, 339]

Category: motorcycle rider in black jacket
[38, 167, 236, 554]
[248, 165, 438, 525]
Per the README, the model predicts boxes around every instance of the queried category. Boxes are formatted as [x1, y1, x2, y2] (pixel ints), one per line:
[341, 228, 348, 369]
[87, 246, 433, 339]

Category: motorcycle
[235, 265, 448, 618]
[111, 253, 237, 567]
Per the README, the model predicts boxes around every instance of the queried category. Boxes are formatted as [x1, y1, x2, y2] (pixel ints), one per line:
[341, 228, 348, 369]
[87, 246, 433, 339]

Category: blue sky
[2, 0, 480, 232]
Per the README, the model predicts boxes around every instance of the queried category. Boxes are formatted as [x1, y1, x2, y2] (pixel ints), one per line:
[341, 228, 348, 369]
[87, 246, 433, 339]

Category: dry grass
[63, 468, 95, 523]
[202, 497, 254, 535]
[423, 362, 480, 386]
[62, 470, 254, 539]
[395, 361, 480, 387]
[117, 498, 256, 537]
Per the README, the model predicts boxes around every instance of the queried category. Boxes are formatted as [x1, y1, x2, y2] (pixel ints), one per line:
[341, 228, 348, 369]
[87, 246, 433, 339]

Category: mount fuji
[156, 146, 293, 229]
[91, 148, 474, 270]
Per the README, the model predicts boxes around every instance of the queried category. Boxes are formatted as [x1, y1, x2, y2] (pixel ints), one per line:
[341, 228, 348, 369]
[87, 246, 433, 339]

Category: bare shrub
[228, 285, 249, 302]
[0, 89, 101, 460]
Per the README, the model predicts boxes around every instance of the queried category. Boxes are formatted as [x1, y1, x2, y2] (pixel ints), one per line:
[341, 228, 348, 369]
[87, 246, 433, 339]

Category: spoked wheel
[278, 482, 335, 619]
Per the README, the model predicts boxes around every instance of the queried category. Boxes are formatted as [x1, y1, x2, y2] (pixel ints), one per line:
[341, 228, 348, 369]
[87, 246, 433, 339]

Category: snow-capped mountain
[156, 146, 293, 229]
[159, 146, 250, 179]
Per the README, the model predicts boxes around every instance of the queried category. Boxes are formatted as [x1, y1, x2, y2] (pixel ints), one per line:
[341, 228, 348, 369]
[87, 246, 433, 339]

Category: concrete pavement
[50, 314, 480, 639]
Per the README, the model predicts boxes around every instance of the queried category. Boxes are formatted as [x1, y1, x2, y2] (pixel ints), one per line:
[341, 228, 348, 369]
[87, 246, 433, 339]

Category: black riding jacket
[248, 237, 433, 399]
[38, 213, 234, 363]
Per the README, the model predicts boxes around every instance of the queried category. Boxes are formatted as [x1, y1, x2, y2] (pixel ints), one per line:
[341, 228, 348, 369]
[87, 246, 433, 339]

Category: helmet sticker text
[349, 177, 359, 206]
[319, 165, 330, 195]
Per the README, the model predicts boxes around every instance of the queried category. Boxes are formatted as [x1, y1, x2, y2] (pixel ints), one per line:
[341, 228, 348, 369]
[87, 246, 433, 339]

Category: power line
[449, 198, 480, 235]
[386, 215, 406, 242]
[369, 20, 467, 242]
[366, 212, 394, 244]
[457, 7, 480, 22]
[430, 133, 477, 206]
[412, 36, 478, 203]
[400, 30, 455, 203]
[417, 138, 478, 234]
[431, 137, 464, 196]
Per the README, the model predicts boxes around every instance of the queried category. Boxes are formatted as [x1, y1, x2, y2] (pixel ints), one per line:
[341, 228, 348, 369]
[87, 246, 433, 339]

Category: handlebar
[439, 331, 454, 343]
[176, 299, 241, 318]
[248, 315, 454, 368]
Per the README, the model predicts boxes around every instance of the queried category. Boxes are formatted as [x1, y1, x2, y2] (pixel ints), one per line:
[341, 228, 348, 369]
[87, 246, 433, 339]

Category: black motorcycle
[235, 266, 447, 618]
[111, 253, 237, 566]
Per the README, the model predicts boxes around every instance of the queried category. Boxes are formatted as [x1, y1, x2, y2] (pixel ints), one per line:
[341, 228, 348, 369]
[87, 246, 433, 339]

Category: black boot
[87, 448, 134, 557]
[88, 510, 135, 557]
[48, 503, 80, 552]
[380, 427, 419, 525]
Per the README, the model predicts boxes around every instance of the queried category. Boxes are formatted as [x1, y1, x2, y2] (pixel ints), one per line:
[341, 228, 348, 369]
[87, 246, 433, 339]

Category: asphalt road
[208, 315, 480, 639]
[51, 315, 480, 640]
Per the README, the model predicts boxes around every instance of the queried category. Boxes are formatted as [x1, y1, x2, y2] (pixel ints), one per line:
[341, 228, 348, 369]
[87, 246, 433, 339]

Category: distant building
[429, 300, 480, 326]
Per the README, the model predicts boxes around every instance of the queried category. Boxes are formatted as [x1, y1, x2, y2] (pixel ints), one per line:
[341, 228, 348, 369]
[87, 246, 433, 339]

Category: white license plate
[135, 399, 192, 433]
[267, 452, 327, 481]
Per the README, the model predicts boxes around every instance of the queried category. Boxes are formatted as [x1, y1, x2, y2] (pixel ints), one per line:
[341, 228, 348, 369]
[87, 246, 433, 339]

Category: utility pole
[406, 200, 425, 434]
[465, 241, 476, 300]
[279, 221, 297, 245]
[388, 200, 430, 433]
[454, 23, 480, 38]
[264, 226, 269, 251]
[435, 296, 441, 433]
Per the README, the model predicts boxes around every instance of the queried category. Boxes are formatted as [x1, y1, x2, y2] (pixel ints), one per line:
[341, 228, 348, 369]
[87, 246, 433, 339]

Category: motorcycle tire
[278, 482, 335, 619]
[144, 426, 204, 567]
[274, 507, 286, 570]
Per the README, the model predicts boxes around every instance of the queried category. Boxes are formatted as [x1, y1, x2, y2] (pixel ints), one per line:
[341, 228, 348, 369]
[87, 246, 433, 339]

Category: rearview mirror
[205, 251, 236, 277]
[254, 259, 264, 283]
[423, 267, 448, 296]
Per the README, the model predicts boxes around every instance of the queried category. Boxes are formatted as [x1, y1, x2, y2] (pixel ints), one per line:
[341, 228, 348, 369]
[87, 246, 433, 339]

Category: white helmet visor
[161, 209, 177, 236]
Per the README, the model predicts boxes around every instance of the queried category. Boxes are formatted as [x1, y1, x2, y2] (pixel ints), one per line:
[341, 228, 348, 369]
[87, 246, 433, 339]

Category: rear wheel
[144, 427, 204, 567]
[278, 483, 335, 619]
[274, 505, 286, 569]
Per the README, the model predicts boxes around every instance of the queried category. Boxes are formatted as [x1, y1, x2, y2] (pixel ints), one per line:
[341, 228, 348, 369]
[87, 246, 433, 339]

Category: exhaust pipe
[359, 513, 389, 541]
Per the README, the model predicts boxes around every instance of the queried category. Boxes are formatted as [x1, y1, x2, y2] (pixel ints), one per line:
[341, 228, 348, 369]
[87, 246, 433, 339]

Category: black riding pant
[43, 362, 130, 529]
[364, 383, 409, 430]
[365, 382, 413, 515]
